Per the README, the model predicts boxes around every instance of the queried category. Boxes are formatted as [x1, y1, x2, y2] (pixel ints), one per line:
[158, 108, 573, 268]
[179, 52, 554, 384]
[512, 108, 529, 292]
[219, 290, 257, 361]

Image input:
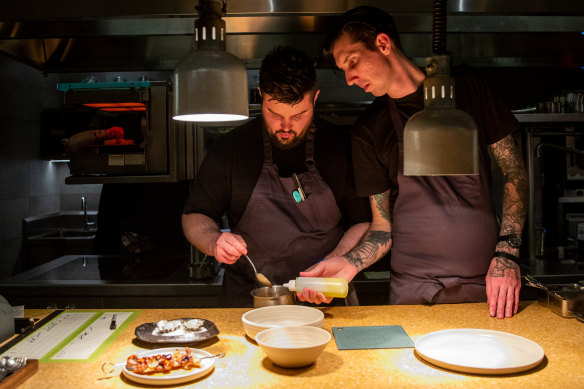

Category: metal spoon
[243, 254, 272, 287]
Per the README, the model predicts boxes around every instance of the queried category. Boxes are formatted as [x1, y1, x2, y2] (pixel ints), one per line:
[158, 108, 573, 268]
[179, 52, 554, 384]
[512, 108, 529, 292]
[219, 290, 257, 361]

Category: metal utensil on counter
[0, 356, 27, 382]
[524, 274, 563, 299]
[198, 352, 225, 360]
[243, 254, 272, 287]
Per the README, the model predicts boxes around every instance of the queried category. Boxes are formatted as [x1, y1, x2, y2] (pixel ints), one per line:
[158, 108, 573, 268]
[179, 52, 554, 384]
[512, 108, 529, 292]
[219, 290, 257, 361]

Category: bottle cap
[283, 280, 295, 291]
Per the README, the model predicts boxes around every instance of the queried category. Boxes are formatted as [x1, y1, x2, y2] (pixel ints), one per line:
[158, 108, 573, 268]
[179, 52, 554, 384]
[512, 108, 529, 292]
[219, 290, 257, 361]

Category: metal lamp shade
[403, 106, 479, 175]
[403, 54, 479, 176]
[173, 49, 249, 122]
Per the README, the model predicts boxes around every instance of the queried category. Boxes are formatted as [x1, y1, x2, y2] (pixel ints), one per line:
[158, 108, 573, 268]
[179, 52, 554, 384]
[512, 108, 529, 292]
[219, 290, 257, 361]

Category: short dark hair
[323, 6, 401, 68]
[259, 45, 317, 105]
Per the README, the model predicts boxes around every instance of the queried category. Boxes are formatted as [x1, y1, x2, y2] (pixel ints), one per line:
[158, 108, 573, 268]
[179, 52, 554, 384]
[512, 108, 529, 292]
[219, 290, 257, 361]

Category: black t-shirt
[183, 117, 371, 230]
[351, 65, 520, 200]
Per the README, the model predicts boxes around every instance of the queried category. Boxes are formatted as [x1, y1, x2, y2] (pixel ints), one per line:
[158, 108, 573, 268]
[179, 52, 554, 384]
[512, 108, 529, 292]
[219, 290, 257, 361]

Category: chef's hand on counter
[485, 256, 521, 319]
[213, 231, 248, 264]
[296, 257, 358, 304]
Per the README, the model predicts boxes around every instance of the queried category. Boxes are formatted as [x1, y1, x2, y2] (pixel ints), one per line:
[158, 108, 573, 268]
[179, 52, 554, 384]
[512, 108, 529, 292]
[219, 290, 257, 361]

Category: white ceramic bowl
[241, 305, 324, 340]
[255, 326, 331, 368]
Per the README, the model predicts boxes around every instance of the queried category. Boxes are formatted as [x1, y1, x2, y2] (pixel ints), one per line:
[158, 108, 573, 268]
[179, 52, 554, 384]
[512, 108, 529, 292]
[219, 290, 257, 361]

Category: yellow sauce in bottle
[283, 277, 348, 298]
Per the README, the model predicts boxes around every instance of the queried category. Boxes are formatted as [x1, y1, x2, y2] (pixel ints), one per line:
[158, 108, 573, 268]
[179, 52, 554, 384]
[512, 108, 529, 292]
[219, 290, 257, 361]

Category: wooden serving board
[0, 360, 38, 389]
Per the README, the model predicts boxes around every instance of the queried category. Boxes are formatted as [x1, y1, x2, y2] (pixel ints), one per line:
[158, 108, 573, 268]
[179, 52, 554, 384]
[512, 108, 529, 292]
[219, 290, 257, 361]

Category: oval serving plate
[122, 347, 215, 386]
[415, 329, 544, 375]
[135, 318, 219, 344]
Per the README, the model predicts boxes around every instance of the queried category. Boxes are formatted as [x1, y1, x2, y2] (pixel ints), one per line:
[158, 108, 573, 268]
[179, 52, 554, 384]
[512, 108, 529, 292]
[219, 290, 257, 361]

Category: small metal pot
[251, 286, 295, 308]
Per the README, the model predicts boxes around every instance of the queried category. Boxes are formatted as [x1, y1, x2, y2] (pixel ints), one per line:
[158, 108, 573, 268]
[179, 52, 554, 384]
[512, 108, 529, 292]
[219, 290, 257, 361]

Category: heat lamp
[403, 0, 479, 175]
[173, 0, 249, 122]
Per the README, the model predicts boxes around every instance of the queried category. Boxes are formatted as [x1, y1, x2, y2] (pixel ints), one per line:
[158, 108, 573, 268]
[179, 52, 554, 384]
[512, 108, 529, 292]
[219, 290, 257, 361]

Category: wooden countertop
[15, 302, 584, 388]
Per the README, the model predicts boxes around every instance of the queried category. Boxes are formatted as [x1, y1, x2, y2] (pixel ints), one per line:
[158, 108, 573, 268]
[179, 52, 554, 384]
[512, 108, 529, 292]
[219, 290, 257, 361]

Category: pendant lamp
[173, 0, 249, 122]
[403, 0, 479, 175]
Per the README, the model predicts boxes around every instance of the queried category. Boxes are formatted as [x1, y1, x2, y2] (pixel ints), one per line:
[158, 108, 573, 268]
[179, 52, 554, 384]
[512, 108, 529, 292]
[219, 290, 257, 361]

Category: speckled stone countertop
[14, 302, 584, 388]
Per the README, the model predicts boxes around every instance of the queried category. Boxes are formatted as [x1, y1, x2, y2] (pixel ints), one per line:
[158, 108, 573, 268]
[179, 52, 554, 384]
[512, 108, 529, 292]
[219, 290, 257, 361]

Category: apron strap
[305, 125, 317, 171]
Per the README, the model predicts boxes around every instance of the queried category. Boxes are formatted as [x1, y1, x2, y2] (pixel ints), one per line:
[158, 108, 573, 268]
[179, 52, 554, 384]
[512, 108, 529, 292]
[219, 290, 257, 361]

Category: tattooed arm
[344, 191, 393, 271]
[486, 134, 528, 319]
[297, 190, 393, 304]
[324, 222, 370, 259]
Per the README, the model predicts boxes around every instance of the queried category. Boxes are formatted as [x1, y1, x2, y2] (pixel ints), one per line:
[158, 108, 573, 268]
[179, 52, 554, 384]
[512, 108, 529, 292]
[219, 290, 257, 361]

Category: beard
[263, 117, 313, 151]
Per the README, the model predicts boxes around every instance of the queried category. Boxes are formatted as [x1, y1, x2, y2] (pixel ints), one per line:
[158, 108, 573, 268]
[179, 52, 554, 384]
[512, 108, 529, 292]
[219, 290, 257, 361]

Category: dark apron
[389, 98, 498, 304]
[220, 127, 344, 307]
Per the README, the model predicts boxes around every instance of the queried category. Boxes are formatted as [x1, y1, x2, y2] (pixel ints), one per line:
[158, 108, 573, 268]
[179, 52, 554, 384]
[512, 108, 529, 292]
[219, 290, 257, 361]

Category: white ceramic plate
[415, 329, 544, 375]
[122, 347, 215, 386]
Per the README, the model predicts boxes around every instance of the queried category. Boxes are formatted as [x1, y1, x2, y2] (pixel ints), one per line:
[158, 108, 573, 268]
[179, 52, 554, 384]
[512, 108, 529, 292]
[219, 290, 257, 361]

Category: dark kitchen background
[0, 0, 583, 306]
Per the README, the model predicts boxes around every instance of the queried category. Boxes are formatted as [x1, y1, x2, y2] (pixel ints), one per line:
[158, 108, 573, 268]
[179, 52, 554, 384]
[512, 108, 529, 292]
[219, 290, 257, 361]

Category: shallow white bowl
[255, 326, 331, 368]
[241, 305, 324, 340]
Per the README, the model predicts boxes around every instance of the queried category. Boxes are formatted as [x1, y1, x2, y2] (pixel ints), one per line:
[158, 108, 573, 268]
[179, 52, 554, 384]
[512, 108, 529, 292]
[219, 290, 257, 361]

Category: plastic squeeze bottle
[283, 277, 348, 298]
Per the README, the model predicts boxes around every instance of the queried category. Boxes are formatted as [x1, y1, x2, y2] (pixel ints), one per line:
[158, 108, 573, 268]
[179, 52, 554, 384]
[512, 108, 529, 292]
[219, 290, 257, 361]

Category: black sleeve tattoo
[489, 257, 520, 279]
[490, 135, 528, 239]
[344, 230, 392, 271]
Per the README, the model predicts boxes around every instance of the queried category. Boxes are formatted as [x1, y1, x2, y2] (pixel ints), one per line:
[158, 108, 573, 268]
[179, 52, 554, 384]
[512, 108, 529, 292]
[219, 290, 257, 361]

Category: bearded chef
[182, 45, 371, 307]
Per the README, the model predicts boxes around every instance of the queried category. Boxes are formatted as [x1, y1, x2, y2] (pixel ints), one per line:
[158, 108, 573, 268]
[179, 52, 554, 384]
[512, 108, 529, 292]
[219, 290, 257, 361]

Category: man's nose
[344, 70, 357, 86]
[280, 118, 292, 131]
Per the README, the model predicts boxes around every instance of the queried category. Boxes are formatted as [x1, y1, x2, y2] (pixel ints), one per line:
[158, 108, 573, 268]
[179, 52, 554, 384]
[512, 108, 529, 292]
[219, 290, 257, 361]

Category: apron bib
[388, 98, 498, 304]
[220, 127, 344, 307]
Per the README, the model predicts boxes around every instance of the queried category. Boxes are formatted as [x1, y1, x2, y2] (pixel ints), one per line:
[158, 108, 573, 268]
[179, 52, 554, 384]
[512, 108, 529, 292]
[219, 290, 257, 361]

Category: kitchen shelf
[524, 116, 584, 262]
[515, 113, 584, 123]
[558, 197, 584, 203]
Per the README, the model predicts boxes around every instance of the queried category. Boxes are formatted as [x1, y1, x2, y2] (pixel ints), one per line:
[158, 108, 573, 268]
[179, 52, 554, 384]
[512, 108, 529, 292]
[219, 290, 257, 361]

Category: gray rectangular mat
[332, 325, 414, 350]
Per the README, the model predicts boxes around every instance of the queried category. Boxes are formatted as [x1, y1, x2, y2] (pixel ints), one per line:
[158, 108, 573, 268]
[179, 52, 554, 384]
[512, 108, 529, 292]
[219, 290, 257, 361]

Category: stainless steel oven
[42, 80, 199, 183]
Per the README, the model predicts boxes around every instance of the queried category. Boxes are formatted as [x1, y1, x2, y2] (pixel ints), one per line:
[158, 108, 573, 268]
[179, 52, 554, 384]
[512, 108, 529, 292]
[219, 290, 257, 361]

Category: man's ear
[376, 33, 393, 55]
[313, 89, 321, 104]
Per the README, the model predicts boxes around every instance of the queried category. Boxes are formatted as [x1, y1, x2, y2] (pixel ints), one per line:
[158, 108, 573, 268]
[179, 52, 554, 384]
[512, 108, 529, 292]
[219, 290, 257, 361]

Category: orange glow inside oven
[83, 103, 146, 112]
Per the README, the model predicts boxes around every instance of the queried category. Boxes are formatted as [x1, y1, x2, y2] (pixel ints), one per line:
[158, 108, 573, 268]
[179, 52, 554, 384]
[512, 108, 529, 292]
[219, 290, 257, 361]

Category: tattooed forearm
[490, 135, 528, 236]
[372, 192, 391, 223]
[344, 230, 392, 271]
[489, 257, 520, 279]
[344, 191, 393, 271]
